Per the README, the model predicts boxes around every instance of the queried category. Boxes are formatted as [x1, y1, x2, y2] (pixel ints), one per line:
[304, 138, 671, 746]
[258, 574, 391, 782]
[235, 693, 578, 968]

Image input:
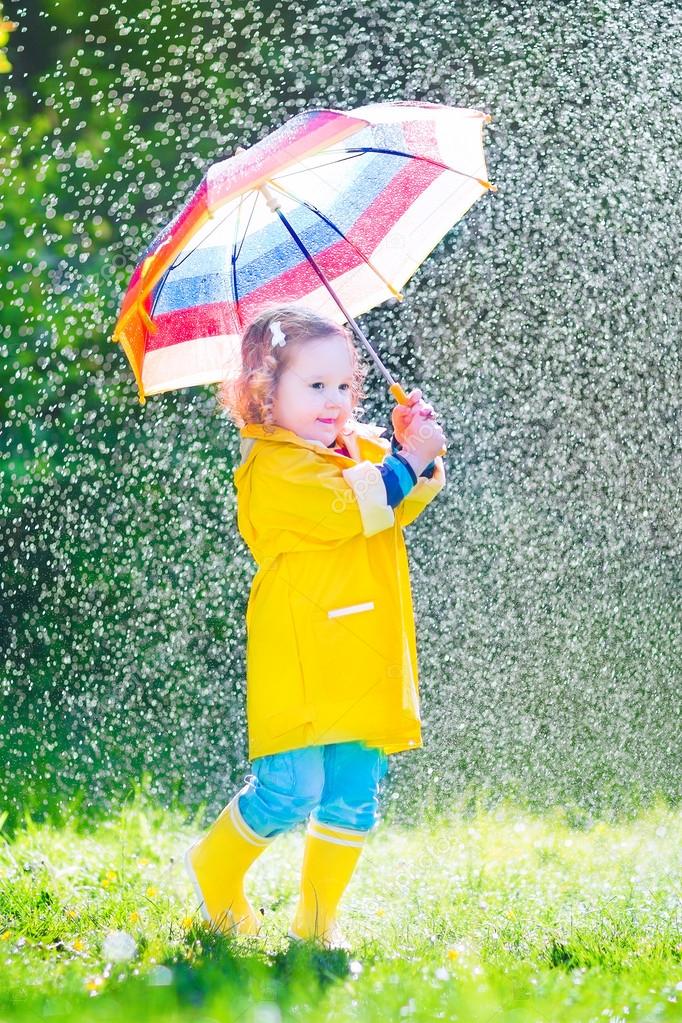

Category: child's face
[272, 334, 355, 445]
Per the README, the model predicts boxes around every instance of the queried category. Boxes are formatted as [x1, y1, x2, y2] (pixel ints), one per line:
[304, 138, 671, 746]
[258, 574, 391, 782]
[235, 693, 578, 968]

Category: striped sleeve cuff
[378, 453, 418, 508]
[389, 432, 437, 479]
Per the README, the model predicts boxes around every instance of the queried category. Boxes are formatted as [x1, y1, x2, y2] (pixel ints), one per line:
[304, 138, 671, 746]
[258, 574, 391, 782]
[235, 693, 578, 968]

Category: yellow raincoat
[233, 419, 446, 760]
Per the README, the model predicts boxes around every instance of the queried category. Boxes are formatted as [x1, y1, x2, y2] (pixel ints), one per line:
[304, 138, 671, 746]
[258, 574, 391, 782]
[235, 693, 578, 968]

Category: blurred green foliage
[1, 1, 314, 825]
[1, 0, 306, 471]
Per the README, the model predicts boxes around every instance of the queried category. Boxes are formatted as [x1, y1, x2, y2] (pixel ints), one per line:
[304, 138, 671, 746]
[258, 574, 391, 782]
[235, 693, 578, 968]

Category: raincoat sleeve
[248, 444, 396, 552]
[393, 455, 447, 528]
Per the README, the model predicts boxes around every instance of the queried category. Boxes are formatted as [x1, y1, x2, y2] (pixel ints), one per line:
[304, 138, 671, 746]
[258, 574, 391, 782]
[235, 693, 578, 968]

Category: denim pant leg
[237, 746, 325, 839]
[312, 741, 390, 832]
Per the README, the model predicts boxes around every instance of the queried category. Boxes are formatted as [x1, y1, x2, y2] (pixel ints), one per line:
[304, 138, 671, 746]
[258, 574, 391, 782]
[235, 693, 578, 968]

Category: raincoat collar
[238, 419, 388, 466]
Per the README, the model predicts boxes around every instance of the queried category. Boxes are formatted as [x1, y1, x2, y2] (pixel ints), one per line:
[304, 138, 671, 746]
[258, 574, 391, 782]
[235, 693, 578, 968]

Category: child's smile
[271, 335, 355, 445]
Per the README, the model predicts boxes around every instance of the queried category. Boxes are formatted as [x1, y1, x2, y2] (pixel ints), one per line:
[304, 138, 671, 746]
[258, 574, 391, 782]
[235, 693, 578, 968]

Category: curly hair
[217, 303, 369, 432]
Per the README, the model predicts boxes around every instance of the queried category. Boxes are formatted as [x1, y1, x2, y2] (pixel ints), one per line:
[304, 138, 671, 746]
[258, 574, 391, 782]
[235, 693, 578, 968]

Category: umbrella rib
[273, 152, 366, 179]
[266, 179, 403, 300]
[230, 192, 245, 331]
[273, 205, 393, 384]
[149, 264, 175, 321]
[334, 145, 493, 188]
[145, 196, 245, 328]
[235, 191, 260, 262]
[143, 191, 258, 334]
[162, 202, 241, 274]
[231, 190, 260, 330]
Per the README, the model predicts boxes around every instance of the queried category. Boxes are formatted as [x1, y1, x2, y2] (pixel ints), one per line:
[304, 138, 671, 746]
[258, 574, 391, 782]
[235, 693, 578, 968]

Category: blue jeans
[235, 741, 390, 838]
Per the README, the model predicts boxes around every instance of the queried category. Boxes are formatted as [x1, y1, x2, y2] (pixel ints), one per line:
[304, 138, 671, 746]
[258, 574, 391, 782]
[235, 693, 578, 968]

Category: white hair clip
[270, 320, 287, 347]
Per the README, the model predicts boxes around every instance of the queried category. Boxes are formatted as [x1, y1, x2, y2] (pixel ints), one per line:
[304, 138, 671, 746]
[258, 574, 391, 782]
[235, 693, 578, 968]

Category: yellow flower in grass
[446, 947, 459, 961]
[180, 915, 194, 930]
[145, 886, 158, 899]
[138, 857, 150, 867]
[375, 908, 385, 917]
[85, 975, 104, 992]
[66, 909, 78, 920]
[128, 911, 141, 924]
[72, 938, 85, 952]
[0, 930, 12, 942]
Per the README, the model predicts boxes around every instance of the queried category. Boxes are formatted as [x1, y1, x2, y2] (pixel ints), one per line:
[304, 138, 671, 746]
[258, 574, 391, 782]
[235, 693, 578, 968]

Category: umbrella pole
[277, 227, 446, 454]
[309, 273, 411, 408]
[258, 182, 410, 406]
[260, 181, 447, 459]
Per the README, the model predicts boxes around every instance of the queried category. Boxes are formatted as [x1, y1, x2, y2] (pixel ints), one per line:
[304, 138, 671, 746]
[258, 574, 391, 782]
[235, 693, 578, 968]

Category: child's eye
[310, 383, 351, 390]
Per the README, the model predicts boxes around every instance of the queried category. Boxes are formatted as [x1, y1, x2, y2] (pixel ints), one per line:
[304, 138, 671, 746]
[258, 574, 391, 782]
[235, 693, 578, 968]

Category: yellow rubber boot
[289, 818, 369, 948]
[184, 794, 274, 937]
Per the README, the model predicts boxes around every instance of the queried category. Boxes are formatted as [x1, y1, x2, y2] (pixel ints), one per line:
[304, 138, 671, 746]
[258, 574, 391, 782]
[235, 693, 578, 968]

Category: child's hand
[391, 388, 437, 445]
[400, 413, 447, 466]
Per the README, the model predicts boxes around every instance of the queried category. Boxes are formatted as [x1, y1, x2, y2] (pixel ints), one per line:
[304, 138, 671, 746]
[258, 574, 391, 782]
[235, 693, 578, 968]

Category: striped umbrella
[112, 100, 496, 405]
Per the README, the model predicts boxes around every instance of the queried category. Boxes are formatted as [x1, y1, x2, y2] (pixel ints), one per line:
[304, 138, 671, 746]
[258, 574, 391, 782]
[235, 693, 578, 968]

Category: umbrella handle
[388, 382, 447, 458]
[388, 381, 410, 405]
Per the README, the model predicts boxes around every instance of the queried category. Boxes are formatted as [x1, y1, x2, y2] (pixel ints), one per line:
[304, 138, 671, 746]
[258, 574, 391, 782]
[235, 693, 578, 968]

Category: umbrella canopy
[112, 100, 495, 404]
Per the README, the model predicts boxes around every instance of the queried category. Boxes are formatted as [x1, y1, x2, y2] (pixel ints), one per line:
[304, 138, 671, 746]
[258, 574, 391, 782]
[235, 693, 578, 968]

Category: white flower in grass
[148, 964, 174, 986]
[252, 1004, 282, 1023]
[102, 929, 137, 962]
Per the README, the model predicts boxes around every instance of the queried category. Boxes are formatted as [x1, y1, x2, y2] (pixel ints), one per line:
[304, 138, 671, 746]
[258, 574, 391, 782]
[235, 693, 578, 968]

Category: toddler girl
[184, 303, 446, 949]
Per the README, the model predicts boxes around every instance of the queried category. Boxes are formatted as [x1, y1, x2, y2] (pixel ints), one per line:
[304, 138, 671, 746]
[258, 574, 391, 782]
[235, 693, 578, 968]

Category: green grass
[1, 789, 681, 1022]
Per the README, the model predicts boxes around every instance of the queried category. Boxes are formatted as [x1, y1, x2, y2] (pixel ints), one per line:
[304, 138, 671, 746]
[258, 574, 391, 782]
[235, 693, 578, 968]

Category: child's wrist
[389, 450, 418, 486]
[390, 432, 433, 478]
[396, 447, 429, 479]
